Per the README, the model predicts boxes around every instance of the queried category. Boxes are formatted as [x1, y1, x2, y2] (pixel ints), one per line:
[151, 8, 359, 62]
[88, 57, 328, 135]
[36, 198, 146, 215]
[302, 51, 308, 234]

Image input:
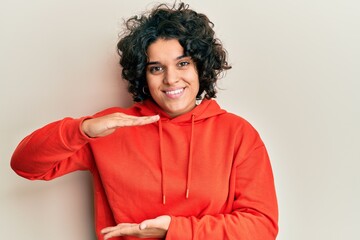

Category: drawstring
[157, 114, 195, 204]
[186, 114, 195, 199]
[158, 119, 166, 205]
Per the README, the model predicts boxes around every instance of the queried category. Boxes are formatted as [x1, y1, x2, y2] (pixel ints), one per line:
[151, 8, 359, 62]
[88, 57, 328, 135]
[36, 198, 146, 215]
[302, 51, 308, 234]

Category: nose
[163, 67, 179, 85]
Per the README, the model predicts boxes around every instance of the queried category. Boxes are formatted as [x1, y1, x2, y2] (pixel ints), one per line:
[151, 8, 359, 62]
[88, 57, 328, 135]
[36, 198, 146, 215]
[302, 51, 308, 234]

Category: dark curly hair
[117, 2, 231, 102]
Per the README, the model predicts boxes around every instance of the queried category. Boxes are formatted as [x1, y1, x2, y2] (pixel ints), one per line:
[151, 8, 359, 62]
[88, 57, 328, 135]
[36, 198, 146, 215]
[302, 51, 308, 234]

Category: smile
[164, 88, 184, 96]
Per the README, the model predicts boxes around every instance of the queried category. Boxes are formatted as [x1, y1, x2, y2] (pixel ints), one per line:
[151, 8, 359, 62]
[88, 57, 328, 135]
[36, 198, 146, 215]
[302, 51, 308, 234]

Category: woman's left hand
[101, 215, 171, 239]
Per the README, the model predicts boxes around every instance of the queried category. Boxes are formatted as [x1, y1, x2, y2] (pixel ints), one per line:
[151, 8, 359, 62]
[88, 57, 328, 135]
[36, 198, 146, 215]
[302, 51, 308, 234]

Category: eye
[178, 61, 190, 68]
[148, 66, 164, 74]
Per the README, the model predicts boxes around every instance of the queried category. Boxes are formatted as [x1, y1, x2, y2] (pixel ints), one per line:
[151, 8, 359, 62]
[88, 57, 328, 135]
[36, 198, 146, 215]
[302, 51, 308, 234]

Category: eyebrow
[146, 55, 188, 66]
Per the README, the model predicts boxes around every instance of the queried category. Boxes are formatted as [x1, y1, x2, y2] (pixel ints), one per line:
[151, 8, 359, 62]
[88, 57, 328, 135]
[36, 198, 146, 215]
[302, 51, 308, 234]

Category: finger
[101, 226, 117, 234]
[139, 218, 158, 230]
[101, 223, 134, 234]
[101, 224, 139, 239]
[139, 215, 171, 230]
[117, 115, 160, 127]
[139, 222, 147, 230]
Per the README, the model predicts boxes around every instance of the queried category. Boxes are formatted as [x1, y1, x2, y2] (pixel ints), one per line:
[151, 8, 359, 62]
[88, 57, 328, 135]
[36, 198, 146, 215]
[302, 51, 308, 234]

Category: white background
[1, 0, 359, 239]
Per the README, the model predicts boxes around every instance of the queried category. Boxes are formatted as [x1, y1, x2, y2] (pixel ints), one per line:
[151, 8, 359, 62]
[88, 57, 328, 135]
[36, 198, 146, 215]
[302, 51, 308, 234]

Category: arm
[11, 117, 94, 180]
[11, 113, 160, 180]
[166, 145, 278, 240]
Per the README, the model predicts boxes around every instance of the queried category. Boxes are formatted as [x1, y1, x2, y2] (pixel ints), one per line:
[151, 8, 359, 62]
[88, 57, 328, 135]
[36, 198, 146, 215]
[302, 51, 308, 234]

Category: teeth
[166, 88, 183, 95]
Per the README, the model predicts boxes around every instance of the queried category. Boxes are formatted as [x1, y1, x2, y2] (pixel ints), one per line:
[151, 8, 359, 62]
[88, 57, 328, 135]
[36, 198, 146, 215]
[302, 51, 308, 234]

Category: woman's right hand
[82, 113, 159, 138]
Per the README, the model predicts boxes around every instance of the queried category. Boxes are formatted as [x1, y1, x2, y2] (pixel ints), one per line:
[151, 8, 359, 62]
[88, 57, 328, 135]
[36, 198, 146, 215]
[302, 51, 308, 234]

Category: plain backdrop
[1, 0, 359, 239]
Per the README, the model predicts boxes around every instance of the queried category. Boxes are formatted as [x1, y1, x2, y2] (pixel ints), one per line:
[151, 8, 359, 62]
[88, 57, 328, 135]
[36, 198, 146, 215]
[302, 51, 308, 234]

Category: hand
[82, 113, 159, 138]
[101, 215, 171, 239]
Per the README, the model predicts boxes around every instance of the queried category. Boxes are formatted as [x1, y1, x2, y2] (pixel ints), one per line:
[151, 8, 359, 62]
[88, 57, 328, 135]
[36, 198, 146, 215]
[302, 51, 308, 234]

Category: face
[146, 38, 199, 118]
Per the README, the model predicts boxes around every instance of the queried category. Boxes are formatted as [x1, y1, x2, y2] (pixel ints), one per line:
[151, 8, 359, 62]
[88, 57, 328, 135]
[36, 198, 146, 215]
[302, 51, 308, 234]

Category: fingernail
[139, 223, 147, 230]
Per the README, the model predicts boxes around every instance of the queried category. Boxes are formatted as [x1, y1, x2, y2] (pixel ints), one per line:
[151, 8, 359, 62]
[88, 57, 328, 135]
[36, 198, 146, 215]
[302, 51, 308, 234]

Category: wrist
[80, 117, 94, 138]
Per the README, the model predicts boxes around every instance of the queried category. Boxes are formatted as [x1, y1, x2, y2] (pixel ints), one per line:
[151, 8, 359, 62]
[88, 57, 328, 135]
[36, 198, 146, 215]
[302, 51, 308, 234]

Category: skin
[100, 216, 171, 240]
[146, 38, 199, 118]
[82, 113, 160, 138]
[81, 38, 199, 239]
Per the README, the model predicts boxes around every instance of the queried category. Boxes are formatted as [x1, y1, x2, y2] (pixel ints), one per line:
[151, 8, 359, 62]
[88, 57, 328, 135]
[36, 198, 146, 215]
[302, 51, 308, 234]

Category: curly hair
[117, 2, 231, 102]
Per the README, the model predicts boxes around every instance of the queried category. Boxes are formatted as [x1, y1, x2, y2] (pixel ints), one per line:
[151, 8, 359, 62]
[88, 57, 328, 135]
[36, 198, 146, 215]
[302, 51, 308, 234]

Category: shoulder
[215, 110, 263, 144]
[218, 111, 255, 130]
[202, 100, 260, 135]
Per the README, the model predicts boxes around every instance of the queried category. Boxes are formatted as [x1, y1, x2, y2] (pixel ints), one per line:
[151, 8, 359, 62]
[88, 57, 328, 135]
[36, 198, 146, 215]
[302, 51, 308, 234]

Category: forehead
[147, 38, 185, 61]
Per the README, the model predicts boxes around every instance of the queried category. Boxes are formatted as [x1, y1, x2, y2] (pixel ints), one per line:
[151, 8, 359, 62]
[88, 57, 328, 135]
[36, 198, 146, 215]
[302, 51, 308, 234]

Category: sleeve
[166, 127, 278, 240]
[11, 117, 95, 180]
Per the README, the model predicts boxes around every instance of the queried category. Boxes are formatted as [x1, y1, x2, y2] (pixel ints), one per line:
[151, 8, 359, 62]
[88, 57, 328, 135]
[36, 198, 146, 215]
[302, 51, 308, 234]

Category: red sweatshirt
[11, 99, 278, 240]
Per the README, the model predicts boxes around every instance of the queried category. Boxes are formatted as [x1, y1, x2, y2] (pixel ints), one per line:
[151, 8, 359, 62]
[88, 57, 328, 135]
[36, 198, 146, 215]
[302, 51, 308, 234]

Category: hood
[133, 99, 227, 204]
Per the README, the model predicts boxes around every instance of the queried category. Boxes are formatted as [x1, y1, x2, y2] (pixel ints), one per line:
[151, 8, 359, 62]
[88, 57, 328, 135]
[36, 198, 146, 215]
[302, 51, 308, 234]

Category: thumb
[139, 215, 171, 230]
[139, 222, 147, 230]
[139, 219, 154, 230]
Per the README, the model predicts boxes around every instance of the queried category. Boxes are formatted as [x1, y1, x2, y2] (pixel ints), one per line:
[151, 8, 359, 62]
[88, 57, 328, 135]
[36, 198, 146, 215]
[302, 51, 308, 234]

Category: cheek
[188, 73, 200, 90]
[146, 75, 155, 88]
[146, 77, 161, 95]
[187, 68, 199, 84]
[145, 73, 151, 86]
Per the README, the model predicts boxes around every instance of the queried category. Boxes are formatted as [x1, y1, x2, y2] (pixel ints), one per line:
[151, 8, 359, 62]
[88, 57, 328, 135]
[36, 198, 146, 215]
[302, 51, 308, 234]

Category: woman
[11, 2, 278, 240]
